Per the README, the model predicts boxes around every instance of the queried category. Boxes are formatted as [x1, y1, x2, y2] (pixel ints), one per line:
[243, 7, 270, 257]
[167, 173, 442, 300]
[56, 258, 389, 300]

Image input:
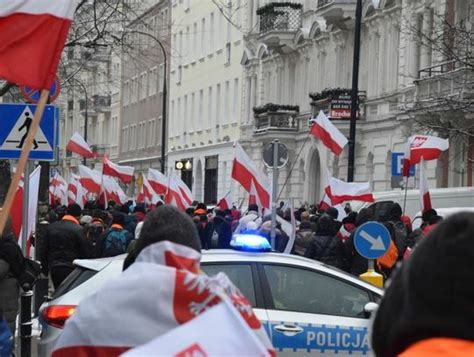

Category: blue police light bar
[230, 234, 271, 252]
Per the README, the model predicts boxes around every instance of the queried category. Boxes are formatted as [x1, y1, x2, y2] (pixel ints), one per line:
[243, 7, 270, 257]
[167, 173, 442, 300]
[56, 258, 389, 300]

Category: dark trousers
[50, 266, 74, 289]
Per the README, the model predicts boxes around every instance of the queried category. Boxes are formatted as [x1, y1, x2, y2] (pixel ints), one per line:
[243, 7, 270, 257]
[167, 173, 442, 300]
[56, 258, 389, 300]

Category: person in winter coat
[85, 210, 108, 259]
[382, 203, 408, 262]
[0, 214, 24, 337]
[235, 204, 260, 233]
[213, 210, 232, 249]
[305, 215, 344, 270]
[0, 308, 12, 357]
[195, 214, 214, 250]
[337, 211, 357, 243]
[38, 203, 88, 289]
[293, 221, 314, 256]
[343, 208, 374, 276]
[259, 219, 289, 253]
[372, 212, 474, 356]
[99, 213, 133, 258]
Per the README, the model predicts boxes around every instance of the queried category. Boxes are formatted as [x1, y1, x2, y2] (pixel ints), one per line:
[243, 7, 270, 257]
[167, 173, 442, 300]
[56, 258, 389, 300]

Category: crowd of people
[0, 196, 470, 356]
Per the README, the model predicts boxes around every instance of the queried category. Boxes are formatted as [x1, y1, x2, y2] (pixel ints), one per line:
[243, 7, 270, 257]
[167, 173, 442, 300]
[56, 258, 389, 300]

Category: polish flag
[232, 142, 271, 210]
[137, 176, 162, 205]
[68, 174, 84, 208]
[217, 191, 233, 210]
[102, 175, 128, 205]
[164, 176, 188, 211]
[319, 186, 333, 211]
[403, 135, 449, 176]
[0, 0, 80, 89]
[327, 176, 374, 205]
[103, 156, 134, 184]
[10, 166, 41, 256]
[310, 110, 348, 156]
[147, 168, 168, 195]
[78, 165, 101, 194]
[419, 159, 432, 212]
[66, 132, 96, 159]
[49, 172, 68, 206]
[173, 175, 194, 207]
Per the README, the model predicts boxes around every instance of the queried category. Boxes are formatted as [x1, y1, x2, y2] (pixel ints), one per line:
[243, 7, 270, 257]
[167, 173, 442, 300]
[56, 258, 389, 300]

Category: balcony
[92, 95, 111, 112]
[316, 0, 356, 25]
[257, 2, 302, 53]
[253, 104, 299, 134]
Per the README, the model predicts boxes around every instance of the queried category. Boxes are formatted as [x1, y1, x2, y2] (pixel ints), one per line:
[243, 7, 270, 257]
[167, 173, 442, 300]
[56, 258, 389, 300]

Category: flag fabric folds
[310, 110, 348, 156]
[217, 191, 233, 210]
[78, 165, 101, 194]
[326, 176, 374, 205]
[419, 159, 432, 212]
[67, 174, 84, 208]
[147, 168, 168, 195]
[0, 0, 80, 89]
[49, 172, 68, 206]
[403, 135, 449, 176]
[66, 132, 96, 158]
[103, 157, 134, 184]
[231, 142, 271, 210]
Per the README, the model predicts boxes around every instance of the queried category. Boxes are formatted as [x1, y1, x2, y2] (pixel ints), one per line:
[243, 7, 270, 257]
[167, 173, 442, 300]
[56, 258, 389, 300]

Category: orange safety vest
[400, 338, 474, 356]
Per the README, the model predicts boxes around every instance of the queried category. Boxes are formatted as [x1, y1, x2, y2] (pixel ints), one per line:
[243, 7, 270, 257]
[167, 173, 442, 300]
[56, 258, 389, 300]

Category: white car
[411, 207, 474, 230]
[38, 245, 382, 356]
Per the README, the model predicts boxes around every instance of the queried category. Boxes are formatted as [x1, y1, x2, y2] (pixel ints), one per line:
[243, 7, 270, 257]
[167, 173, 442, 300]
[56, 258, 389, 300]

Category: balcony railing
[258, 3, 302, 34]
[418, 59, 464, 79]
[254, 112, 299, 133]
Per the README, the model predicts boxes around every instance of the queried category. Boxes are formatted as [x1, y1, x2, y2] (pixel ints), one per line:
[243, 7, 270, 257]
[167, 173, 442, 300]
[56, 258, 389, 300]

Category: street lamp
[122, 30, 168, 174]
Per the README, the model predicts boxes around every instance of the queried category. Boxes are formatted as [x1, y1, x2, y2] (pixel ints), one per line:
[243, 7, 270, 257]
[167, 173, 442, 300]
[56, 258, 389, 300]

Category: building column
[246, 76, 252, 123]
[249, 75, 255, 123]
[420, 9, 433, 76]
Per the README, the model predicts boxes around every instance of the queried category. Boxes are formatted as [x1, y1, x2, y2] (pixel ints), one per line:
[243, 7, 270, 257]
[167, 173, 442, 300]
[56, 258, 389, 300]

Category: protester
[39, 203, 88, 289]
[343, 208, 373, 276]
[213, 210, 232, 249]
[337, 211, 357, 243]
[305, 214, 345, 270]
[195, 214, 214, 250]
[421, 208, 442, 237]
[293, 219, 314, 256]
[0, 309, 12, 357]
[0, 215, 23, 337]
[259, 217, 289, 253]
[382, 203, 408, 261]
[85, 210, 108, 259]
[99, 212, 133, 258]
[235, 204, 260, 233]
[372, 212, 474, 356]
[53, 206, 274, 356]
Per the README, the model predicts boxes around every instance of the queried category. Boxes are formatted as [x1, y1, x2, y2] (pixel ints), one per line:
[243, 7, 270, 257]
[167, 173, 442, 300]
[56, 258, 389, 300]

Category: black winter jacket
[38, 217, 87, 273]
[305, 234, 344, 270]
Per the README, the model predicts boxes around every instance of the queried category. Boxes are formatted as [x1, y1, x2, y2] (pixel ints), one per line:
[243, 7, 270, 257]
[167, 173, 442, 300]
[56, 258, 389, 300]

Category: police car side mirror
[363, 302, 378, 318]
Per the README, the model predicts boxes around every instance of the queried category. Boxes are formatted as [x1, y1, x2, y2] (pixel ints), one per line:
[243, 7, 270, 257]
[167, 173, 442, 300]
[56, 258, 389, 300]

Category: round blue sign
[354, 221, 391, 260]
[20, 77, 61, 103]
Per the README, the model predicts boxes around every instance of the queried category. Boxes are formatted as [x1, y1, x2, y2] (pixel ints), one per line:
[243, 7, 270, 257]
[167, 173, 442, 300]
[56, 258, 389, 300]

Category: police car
[38, 235, 382, 356]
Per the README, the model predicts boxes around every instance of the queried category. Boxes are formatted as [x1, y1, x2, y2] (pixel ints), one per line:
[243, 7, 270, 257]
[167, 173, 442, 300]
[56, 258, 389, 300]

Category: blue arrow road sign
[0, 104, 58, 161]
[391, 152, 415, 177]
[354, 222, 391, 260]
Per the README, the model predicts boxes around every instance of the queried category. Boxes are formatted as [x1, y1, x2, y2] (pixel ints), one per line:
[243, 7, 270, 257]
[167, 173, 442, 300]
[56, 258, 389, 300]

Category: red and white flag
[102, 175, 128, 206]
[0, 0, 80, 89]
[419, 159, 432, 212]
[52, 241, 274, 356]
[319, 187, 333, 211]
[49, 172, 68, 206]
[217, 191, 233, 210]
[403, 135, 449, 176]
[66, 132, 96, 159]
[103, 156, 134, 184]
[123, 301, 270, 357]
[327, 176, 374, 205]
[78, 165, 101, 195]
[310, 110, 348, 156]
[68, 174, 84, 208]
[137, 176, 162, 205]
[164, 176, 188, 211]
[173, 174, 194, 207]
[232, 142, 271, 209]
[147, 168, 168, 195]
[10, 166, 41, 256]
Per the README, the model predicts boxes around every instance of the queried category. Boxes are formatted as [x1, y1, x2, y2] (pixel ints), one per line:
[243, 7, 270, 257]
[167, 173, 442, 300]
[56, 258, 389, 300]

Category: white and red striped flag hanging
[310, 110, 348, 156]
[66, 132, 96, 159]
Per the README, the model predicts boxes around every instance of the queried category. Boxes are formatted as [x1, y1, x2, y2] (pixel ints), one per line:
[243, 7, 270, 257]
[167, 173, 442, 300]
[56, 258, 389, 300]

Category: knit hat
[372, 212, 474, 356]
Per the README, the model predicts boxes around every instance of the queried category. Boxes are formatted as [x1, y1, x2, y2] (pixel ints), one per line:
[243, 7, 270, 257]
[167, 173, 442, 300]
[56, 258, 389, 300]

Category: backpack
[377, 239, 398, 269]
[387, 221, 408, 259]
[103, 229, 128, 257]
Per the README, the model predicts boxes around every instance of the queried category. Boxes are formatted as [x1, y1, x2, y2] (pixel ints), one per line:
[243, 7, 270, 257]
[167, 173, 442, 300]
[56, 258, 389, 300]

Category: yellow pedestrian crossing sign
[0, 104, 59, 161]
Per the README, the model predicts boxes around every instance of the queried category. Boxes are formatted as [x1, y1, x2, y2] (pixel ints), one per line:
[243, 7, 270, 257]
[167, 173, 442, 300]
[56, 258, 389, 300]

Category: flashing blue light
[230, 234, 271, 252]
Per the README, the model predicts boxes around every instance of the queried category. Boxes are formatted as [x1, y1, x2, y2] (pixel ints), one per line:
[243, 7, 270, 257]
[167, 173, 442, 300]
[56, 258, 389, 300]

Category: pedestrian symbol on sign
[0, 106, 52, 152]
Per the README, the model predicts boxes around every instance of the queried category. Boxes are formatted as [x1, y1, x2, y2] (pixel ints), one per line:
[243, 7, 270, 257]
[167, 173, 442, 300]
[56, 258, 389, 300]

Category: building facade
[119, 0, 171, 175]
[240, 0, 473, 206]
[168, 0, 244, 203]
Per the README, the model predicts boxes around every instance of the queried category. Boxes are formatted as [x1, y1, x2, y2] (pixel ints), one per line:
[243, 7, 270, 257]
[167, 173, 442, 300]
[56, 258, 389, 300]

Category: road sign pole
[270, 139, 279, 251]
[359, 260, 384, 288]
[21, 162, 32, 253]
[0, 90, 50, 239]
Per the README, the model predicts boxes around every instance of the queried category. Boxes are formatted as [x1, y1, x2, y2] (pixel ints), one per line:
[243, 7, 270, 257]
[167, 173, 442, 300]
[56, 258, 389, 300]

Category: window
[190, 92, 195, 132]
[193, 22, 198, 59]
[201, 264, 256, 307]
[225, 42, 231, 64]
[224, 81, 230, 124]
[232, 78, 239, 122]
[149, 67, 157, 95]
[177, 65, 182, 84]
[52, 267, 98, 299]
[215, 83, 221, 126]
[201, 18, 206, 58]
[159, 64, 165, 92]
[210, 12, 215, 53]
[263, 265, 371, 318]
[198, 90, 203, 125]
[183, 95, 188, 133]
[207, 86, 213, 129]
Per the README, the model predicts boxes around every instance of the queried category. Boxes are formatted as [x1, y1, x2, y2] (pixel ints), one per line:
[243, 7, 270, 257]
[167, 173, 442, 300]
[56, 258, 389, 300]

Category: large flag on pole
[217, 191, 233, 210]
[49, 172, 68, 206]
[403, 135, 449, 176]
[147, 168, 168, 195]
[78, 165, 101, 194]
[310, 110, 348, 156]
[419, 159, 432, 212]
[173, 174, 194, 207]
[66, 132, 96, 158]
[326, 176, 374, 205]
[231, 142, 271, 209]
[0, 0, 80, 89]
[68, 174, 84, 208]
[103, 156, 134, 184]
[164, 175, 188, 211]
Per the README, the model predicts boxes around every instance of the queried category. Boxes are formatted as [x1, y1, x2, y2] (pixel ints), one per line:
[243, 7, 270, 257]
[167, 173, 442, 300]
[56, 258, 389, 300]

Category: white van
[351, 186, 474, 220]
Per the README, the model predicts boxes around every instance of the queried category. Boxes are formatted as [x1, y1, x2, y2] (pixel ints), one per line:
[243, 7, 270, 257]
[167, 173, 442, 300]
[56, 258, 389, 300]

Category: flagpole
[402, 174, 409, 216]
[0, 89, 50, 238]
